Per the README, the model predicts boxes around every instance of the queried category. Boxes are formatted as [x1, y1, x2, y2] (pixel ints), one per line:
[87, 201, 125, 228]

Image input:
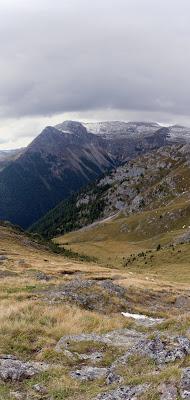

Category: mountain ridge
[30, 142, 190, 242]
[0, 123, 114, 228]
[1, 119, 190, 229]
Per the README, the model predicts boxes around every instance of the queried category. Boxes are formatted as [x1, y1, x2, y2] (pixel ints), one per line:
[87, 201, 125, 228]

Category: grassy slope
[53, 146, 190, 278]
[0, 224, 129, 399]
[0, 225, 190, 399]
[55, 192, 190, 283]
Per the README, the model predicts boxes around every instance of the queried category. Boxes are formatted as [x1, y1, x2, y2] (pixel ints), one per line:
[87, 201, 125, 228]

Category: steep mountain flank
[0, 148, 24, 171]
[82, 122, 170, 162]
[84, 121, 190, 161]
[0, 122, 114, 228]
[30, 143, 190, 241]
[84, 121, 190, 143]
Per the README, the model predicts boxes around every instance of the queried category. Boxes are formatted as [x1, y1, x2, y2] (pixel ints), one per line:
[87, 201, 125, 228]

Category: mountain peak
[55, 120, 88, 137]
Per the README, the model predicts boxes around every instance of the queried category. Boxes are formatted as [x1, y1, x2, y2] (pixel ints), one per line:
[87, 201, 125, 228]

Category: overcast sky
[1, 0, 190, 149]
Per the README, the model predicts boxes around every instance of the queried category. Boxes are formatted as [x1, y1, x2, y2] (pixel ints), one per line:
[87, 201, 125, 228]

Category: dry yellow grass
[56, 205, 190, 286]
[0, 225, 189, 399]
[0, 226, 130, 359]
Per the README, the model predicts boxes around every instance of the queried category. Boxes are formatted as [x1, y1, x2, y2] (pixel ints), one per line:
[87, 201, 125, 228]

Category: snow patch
[121, 312, 163, 325]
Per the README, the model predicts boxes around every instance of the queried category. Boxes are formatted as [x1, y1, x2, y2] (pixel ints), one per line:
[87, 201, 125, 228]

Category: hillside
[0, 222, 190, 399]
[30, 143, 190, 241]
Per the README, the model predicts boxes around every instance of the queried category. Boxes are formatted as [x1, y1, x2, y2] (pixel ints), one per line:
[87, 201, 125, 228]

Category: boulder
[180, 368, 190, 399]
[94, 384, 148, 399]
[70, 366, 108, 381]
[115, 335, 190, 366]
[159, 383, 177, 400]
[0, 355, 49, 381]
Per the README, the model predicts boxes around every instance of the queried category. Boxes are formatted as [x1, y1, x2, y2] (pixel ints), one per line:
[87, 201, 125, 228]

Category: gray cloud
[0, 0, 190, 133]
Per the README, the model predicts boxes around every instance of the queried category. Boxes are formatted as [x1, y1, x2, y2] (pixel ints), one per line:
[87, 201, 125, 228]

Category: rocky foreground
[1, 323, 190, 399]
[1, 276, 190, 399]
[0, 223, 190, 399]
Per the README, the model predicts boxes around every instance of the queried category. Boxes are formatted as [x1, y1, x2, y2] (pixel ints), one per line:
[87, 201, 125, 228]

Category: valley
[0, 121, 190, 399]
[2, 1, 190, 398]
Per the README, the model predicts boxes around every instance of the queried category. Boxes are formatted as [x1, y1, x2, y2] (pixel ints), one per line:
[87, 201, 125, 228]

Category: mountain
[56, 121, 169, 163]
[84, 121, 190, 143]
[30, 142, 190, 247]
[83, 121, 161, 137]
[0, 148, 24, 171]
[168, 124, 190, 142]
[1, 119, 190, 229]
[84, 121, 170, 162]
[0, 122, 114, 228]
[84, 121, 190, 161]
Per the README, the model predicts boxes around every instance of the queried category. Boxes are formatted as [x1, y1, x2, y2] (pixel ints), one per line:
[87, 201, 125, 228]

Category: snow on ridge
[84, 121, 160, 137]
[168, 125, 190, 141]
[55, 120, 190, 142]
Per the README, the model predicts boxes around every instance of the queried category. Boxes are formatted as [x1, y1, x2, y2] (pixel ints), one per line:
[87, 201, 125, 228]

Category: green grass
[56, 199, 190, 282]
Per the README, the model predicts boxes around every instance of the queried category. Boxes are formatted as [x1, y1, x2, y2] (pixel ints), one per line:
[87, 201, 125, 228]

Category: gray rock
[71, 366, 108, 381]
[99, 280, 126, 297]
[0, 255, 8, 261]
[32, 384, 48, 394]
[10, 392, 25, 400]
[113, 335, 190, 368]
[180, 368, 190, 399]
[77, 351, 103, 362]
[0, 270, 17, 278]
[94, 384, 148, 399]
[121, 335, 190, 365]
[106, 372, 123, 385]
[175, 296, 190, 311]
[56, 329, 146, 352]
[35, 271, 52, 281]
[0, 355, 17, 360]
[17, 259, 26, 265]
[120, 224, 129, 233]
[0, 357, 49, 381]
[175, 229, 190, 245]
[159, 383, 177, 400]
[63, 349, 77, 360]
[63, 348, 103, 363]
[44, 278, 130, 313]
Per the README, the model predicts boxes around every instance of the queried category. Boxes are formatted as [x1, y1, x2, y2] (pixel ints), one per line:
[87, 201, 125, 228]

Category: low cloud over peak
[1, 0, 190, 148]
